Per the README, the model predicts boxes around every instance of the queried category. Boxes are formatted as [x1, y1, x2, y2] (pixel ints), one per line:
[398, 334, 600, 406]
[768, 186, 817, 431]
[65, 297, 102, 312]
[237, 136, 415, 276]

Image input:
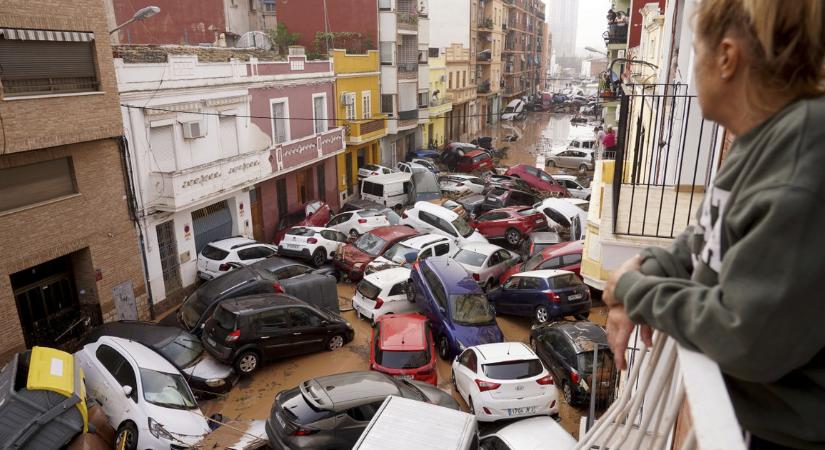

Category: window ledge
[0, 193, 82, 217]
[3, 91, 105, 102]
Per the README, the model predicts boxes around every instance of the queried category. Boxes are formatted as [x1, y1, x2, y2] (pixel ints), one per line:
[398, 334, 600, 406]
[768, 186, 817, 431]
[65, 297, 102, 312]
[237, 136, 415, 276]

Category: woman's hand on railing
[604, 254, 653, 370]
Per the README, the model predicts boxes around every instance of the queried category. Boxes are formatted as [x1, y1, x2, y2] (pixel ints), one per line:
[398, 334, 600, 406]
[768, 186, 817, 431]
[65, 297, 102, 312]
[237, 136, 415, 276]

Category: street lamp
[109, 6, 161, 34]
[585, 46, 608, 57]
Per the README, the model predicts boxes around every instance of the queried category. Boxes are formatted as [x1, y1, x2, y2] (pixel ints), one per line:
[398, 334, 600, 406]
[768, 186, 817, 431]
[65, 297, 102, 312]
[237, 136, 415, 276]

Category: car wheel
[326, 334, 345, 351]
[579, 164, 589, 173]
[349, 229, 359, 240]
[234, 350, 260, 375]
[485, 280, 495, 292]
[115, 422, 138, 450]
[575, 312, 590, 320]
[546, 160, 556, 168]
[535, 305, 550, 324]
[505, 228, 521, 246]
[563, 381, 574, 405]
[312, 248, 327, 267]
[437, 336, 451, 360]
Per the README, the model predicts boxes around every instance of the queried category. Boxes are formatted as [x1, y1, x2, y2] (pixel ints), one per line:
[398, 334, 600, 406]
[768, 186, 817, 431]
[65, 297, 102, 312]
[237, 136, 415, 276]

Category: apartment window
[418, 91, 429, 108]
[313, 94, 328, 134]
[449, 72, 453, 89]
[343, 92, 356, 120]
[361, 91, 372, 119]
[0, 29, 99, 97]
[381, 94, 394, 115]
[271, 100, 289, 144]
[262, 0, 276, 12]
[0, 158, 77, 212]
[428, 47, 439, 58]
[380, 42, 394, 65]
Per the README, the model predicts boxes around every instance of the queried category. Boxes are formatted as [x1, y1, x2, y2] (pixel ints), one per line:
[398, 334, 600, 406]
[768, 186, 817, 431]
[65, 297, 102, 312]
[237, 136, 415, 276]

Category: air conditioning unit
[182, 121, 206, 139]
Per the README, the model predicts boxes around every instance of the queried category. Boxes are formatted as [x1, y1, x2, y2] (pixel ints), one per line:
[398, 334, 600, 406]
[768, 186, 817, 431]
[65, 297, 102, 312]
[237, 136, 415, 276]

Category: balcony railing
[477, 81, 491, 94]
[604, 24, 629, 45]
[576, 331, 746, 450]
[344, 116, 387, 144]
[397, 12, 419, 31]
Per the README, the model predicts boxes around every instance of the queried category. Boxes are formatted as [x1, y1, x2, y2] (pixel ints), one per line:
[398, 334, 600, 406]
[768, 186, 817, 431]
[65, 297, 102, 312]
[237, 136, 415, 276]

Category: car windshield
[517, 208, 538, 216]
[412, 172, 441, 201]
[363, 164, 380, 172]
[376, 348, 431, 369]
[213, 305, 237, 330]
[482, 359, 543, 380]
[451, 217, 475, 238]
[453, 249, 487, 267]
[158, 333, 204, 368]
[523, 252, 546, 271]
[179, 290, 210, 329]
[201, 245, 229, 261]
[450, 294, 495, 325]
[354, 232, 389, 256]
[578, 350, 613, 375]
[502, 106, 515, 113]
[382, 242, 418, 264]
[356, 279, 382, 300]
[140, 368, 197, 410]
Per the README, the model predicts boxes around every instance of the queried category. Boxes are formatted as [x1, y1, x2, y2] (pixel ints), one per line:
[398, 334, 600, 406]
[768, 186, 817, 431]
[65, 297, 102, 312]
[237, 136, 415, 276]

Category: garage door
[192, 200, 233, 253]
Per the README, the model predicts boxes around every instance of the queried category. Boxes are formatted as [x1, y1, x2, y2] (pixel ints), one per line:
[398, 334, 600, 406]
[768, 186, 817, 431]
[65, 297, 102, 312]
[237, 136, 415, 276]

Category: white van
[361, 172, 414, 209]
[400, 201, 488, 245]
[353, 396, 478, 450]
[501, 99, 526, 121]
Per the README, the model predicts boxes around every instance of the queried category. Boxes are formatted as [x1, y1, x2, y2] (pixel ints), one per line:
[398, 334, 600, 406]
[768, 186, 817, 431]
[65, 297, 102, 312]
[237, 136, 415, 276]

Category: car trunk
[355, 279, 381, 308]
[482, 359, 546, 400]
[204, 305, 238, 349]
[199, 245, 229, 274]
[281, 228, 317, 251]
[550, 274, 589, 305]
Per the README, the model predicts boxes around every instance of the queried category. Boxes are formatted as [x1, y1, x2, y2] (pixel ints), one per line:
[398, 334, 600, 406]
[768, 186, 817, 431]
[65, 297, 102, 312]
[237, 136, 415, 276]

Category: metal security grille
[156, 220, 182, 295]
[191, 201, 233, 254]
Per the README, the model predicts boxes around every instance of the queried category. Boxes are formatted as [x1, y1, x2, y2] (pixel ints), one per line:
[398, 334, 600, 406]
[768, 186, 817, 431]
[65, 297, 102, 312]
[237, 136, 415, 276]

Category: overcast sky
[576, 0, 611, 55]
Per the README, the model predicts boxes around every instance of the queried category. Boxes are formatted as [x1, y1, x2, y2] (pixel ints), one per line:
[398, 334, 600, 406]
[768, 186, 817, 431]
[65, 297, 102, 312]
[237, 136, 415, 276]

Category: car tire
[326, 334, 345, 351]
[349, 229, 359, 240]
[575, 312, 590, 320]
[579, 164, 589, 173]
[115, 421, 138, 450]
[535, 305, 550, 324]
[437, 336, 451, 361]
[563, 381, 574, 405]
[312, 248, 327, 267]
[234, 350, 260, 375]
[505, 228, 521, 246]
[546, 160, 556, 168]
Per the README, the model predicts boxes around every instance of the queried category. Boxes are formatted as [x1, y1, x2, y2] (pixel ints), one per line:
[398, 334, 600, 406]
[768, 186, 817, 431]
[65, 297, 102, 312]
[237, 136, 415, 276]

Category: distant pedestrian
[602, 126, 616, 157]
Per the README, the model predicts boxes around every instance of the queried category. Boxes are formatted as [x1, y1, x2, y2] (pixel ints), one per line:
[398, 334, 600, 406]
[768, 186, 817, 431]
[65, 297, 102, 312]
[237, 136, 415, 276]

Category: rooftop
[114, 44, 282, 64]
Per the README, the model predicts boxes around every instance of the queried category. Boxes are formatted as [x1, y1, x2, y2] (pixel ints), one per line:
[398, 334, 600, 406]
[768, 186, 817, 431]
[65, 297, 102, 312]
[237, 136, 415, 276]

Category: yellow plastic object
[26, 346, 89, 432]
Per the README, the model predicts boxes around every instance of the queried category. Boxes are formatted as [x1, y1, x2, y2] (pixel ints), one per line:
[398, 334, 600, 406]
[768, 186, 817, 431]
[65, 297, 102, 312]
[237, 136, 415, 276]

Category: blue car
[406, 148, 441, 161]
[487, 269, 591, 324]
[408, 257, 504, 360]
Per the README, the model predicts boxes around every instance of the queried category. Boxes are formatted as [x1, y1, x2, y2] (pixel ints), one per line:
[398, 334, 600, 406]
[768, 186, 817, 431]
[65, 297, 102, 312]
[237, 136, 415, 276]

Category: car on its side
[197, 237, 278, 281]
[504, 164, 568, 197]
[277, 226, 349, 266]
[552, 175, 592, 200]
[408, 257, 504, 360]
[265, 371, 458, 450]
[75, 336, 211, 449]
[521, 231, 562, 258]
[352, 267, 416, 323]
[451, 342, 558, 422]
[501, 99, 526, 121]
[479, 416, 576, 450]
[365, 233, 458, 275]
[82, 321, 236, 398]
[439, 174, 487, 196]
[480, 187, 541, 214]
[370, 313, 438, 385]
[273, 201, 333, 244]
[469, 206, 548, 246]
[534, 198, 588, 241]
[488, 270, 591, 324]
[453, 243, 520, 291]
[530, 321, 616, 406]
[334, 225, 419, 281]
[202, 295, 353, 375]
[326, 209, 394, 239]
[456, 150, 495, 174]
[500, 240, 585, 283]
[358, 164, 395, 182]
[400, 201, 487, 245]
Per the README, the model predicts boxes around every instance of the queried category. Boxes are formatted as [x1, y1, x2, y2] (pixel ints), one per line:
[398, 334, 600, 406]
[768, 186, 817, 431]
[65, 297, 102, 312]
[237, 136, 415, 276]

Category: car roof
[528, 231, 561, 243]
[547, 321, 608, 352]
[422, 257, 480, 295]
[399, 233, 450, 249]
[195, 266, 265, 297]
[487, 416, 577, 449]
[250, 256, 309, 273]
[206, 237, 258, 251]
[459, 242, 506, 255]
[87, 321, 186, 349]
[363, 267, 411, 286]
[306, 371, 399, 410]
[538, 198, 587, 218]
[513, 269, 574, 279]
[474, 342, 536, 364]
[378, 314, 428, 351]
[362, 172, 412, 184]
[442, 173, 477, 180]
[304, 226, 337, 233]
[552, 174, 577, 182]
[369, 225, 418, 240]
[539, 240, 584, 257]
[99, 336, 179, 373]
[412, 201, 459, 221]
[219, 293, 306, 315]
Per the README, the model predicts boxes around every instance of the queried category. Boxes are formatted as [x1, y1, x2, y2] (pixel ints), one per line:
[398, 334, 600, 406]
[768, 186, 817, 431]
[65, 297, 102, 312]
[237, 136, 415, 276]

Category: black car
[202, 295, 354, 374]
[483, 174, 536, 195]
[480, 187, 540, 213]
[529, 321, 617, 407]
[82, 321, 237, 397]
[177, 258, 338, 334]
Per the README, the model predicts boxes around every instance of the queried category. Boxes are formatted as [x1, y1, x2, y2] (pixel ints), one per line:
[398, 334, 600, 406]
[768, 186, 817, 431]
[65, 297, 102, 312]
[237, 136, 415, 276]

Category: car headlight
[353, 262, 364, 269]
[148, 417, 174, 440]
[205, 378, 226, 387]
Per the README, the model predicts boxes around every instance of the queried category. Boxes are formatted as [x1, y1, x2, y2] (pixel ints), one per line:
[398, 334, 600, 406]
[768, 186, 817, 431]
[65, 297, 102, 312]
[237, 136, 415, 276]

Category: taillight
[225, 329, 240, 344]
[358, 219, 368, 224]
[291, 427, 319, 437]
[273, 283, 284, 293]
[372, 172, 379, 176]
[571, 370, 580, 384]
[307, 237, 318, 244]
[401, 212, 408, 219]
[546, 292, 560, 303]
[218, 263, 231, 271]
[374, 297, 384, 309]
[472, 273, 480, 281]
[475, 379, 501, 392]
[537, 374, 555, 385]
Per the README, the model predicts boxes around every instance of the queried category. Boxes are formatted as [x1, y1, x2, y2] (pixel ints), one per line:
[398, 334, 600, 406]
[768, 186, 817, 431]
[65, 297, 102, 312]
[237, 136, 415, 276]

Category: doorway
[156, 220, 182, 296]
[346, 153, 354, 196]
[250, 187, 264, 241]
[296, 167, 313, 204]
[191, 201, 233, 254]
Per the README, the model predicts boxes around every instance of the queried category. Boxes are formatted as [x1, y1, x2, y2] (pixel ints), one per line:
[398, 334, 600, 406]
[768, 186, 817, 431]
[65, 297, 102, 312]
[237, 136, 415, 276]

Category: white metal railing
[576, 331, 747, 450]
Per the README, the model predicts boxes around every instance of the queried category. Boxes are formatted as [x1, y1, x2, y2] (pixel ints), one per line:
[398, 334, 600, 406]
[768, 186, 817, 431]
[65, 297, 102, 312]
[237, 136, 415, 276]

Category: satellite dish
[236, 31, 272, 50]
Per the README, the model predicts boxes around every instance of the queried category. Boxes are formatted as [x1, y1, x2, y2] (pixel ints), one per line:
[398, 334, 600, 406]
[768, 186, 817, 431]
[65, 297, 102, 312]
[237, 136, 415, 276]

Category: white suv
[326, 209, 393, 238]
[552, 175, 591, 200]
[400, 201, 488, 245]
[277, 226, 349, 266]
[452, 342, 558, 422]
[197, 237, 277, 280]
[364, 233, 458, 275]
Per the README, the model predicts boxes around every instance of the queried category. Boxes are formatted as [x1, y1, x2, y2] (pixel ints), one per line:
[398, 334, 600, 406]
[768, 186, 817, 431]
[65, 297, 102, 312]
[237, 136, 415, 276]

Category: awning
[0, 28, 94, 42]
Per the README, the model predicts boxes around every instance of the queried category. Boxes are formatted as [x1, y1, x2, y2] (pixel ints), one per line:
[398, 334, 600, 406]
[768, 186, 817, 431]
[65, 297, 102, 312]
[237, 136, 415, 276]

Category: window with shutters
[428, 48, 439, 58]
[0, 30, 99, 97]
[381, 95, 394, 115]
[361, 91, 371, 119]
[343, 92, 356, 120]
[312, 93, 328, 134]
[0, 157, 78, 213]
[380, 42, 394, 65]
[270, 99, 289, 144]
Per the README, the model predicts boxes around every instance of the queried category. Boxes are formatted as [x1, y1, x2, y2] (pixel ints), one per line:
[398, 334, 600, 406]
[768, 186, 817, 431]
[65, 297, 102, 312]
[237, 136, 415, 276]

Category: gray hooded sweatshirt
[615, 96, 825, 449]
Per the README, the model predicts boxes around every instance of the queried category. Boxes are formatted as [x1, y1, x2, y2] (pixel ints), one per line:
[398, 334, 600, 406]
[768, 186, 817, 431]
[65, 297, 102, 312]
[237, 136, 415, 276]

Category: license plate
[507, 406, 536, 416]
[286, 243, 299, 249]
[206, 337, 217, 347]
[276, 412, 286, 429]
[395, 375, 413, 381]
[569, 294, 583, 300]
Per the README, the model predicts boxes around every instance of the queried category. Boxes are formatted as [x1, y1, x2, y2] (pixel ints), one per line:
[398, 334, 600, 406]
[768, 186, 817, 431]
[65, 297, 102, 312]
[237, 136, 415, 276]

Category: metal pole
[587, 344, 600, 431]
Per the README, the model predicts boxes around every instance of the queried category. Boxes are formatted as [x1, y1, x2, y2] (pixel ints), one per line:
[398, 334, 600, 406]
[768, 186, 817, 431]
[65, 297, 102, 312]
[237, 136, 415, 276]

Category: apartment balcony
[503, 0, 514, 6]
[343, 115, 388, 145]
[445, 86, 476, 104]
[397, 12, 419, 34]
[478, 17, 494, 31]
[477, 81, 491, 95]
[272, 127, 346, 173]
[397, 109, 419, 130]
[398, 62, 418, 80]
[604, 24, 629, 47]
[428, 97, 452, 116]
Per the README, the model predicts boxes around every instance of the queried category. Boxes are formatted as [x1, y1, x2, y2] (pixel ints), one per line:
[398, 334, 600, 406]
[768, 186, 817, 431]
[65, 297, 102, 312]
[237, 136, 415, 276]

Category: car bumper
[189, 372, 239, 396]
[265, 416, 293, 450]
[352, 298, 376, 322]
[474, 392, 558, 422]
[202, 336, 236, 365]
[277, 246, 312, 260]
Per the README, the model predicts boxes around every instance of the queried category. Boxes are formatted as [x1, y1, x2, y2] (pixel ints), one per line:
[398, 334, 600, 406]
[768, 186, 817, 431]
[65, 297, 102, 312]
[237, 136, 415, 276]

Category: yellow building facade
[425, 50, 452, 148]
[332, 49, 388, 203]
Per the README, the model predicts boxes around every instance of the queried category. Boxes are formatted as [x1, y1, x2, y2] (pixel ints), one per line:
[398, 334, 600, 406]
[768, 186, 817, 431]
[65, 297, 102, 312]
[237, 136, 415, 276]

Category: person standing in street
[603, 0, 825, 449]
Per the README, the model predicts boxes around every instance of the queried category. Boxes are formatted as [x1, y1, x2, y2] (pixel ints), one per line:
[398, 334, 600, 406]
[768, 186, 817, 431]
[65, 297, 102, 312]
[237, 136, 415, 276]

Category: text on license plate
[507, 406, 536, 416]
[568, 294, 583, 300]
[395, 375, 413, 381]
[286, 244, 300, 249]
[206, 337, 217, 347]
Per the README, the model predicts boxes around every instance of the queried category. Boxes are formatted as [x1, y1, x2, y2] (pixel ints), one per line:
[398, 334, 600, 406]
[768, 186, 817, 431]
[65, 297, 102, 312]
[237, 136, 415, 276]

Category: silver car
[266, 371, 459, 449]
[552, 175, 591, 200]
[546, 148, 595, 172]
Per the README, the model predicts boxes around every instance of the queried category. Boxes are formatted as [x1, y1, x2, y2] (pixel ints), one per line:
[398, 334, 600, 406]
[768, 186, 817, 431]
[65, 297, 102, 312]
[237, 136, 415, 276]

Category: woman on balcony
[603, 0, 825, 449]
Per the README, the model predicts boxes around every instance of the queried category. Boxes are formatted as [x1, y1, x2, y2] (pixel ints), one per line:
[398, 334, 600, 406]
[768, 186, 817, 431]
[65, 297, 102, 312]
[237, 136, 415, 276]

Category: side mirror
[123, 385, 133, 397]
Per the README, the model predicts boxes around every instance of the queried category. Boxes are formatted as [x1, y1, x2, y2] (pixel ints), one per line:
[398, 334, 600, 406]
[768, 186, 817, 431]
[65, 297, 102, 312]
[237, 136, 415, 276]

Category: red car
[504, 164, 569, 197]
[370, 313, 437, 385]
[499, 239, 584, 284]
[334, 225, 418, 281]
[456, 150, 494, 174]
[272, 200, 332, 244]
[468, 206, 548, 246]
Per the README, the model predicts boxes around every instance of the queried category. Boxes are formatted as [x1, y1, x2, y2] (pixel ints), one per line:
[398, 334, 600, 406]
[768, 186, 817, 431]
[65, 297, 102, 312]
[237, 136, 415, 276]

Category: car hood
[340, 244, 374, 264]
[408, 381, 460, 410]
[463, 230, 489, 243]
[181, 352, 234, 381]
[144, 403, 211, 445]
[452, 322, 504, 348]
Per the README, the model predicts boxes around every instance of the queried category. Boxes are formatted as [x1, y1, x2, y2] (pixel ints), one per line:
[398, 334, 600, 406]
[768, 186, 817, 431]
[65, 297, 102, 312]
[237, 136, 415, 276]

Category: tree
[268, 23, 300, 55]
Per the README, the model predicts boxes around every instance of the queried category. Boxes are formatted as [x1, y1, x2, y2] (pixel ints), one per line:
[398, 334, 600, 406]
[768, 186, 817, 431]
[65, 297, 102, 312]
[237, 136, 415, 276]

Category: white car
[411, 158, 440, 173]
[364, 233, 458, 275]
[358, 163, 395, 182]
[197, 237, 278, 280]
[452, 243, 520, 291]
[400, 201, 488, 245]
[439, 174, 487, 196]
[552, 175, 591, 200]
[277, 226, 349, 266]
[326, 209, 393, 238]
[76, 336, 211, 449]
[396, 161, 430, 174]
[534, 198, 588, 240]
[452, 342, 559, 423]
[479, 416, 576, 450]
[351, 267, 416, 323]
[501, 99, 526, 121]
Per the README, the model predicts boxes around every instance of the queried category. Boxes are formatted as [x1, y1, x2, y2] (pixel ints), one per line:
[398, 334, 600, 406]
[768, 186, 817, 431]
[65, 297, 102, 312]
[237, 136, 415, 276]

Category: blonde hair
[695, 0, 825, 104]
